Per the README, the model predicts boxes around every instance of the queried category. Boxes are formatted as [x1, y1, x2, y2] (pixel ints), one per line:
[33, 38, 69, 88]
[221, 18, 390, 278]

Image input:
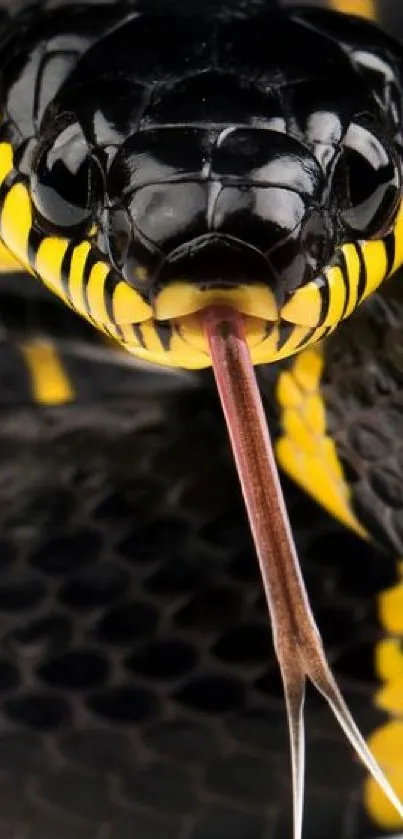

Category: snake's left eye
[333, 122, 401, 239]
[31, 119, 102, 231]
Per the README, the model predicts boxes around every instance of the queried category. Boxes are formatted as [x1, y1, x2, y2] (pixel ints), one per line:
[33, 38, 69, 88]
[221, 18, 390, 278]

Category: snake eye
[31, 119, 102, 231]
[333, 122, 401, 239]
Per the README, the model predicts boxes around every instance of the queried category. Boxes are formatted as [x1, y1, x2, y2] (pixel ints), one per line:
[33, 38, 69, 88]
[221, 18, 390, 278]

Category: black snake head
[28, 102, 403, 369]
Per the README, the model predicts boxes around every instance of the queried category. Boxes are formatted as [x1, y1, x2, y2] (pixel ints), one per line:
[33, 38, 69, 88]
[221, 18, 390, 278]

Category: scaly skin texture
[324, 270, 403, 557]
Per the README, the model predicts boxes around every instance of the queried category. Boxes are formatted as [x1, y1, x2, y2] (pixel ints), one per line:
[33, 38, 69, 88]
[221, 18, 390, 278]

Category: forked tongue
[201, 306, 403, 839]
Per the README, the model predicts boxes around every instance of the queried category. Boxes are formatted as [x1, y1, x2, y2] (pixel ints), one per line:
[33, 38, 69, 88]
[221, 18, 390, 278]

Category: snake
[1, 0, 403, 834]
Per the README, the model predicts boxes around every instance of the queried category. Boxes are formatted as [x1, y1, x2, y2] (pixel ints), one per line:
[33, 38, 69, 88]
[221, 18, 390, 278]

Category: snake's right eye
[31, 121, 102, 231]
[333, 121, 401, 240]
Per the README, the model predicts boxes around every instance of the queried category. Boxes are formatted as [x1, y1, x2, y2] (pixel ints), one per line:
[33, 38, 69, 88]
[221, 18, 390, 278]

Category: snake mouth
[143, 203, 403, 333]
[115, 282, 335, 370]
[120, 215, 403, 369]
[150, 281, 331, 368]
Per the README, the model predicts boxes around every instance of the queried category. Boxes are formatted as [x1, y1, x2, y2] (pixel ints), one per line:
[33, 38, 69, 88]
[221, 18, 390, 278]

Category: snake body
[0, 0, 403, 832]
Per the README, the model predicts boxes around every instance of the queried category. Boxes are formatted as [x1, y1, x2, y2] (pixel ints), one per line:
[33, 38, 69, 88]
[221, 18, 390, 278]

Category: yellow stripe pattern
[329, 0, 377, 20]
[0, 239, 26, 272]
[0, 143, 152, 335]
[365, 570, 403, 829]
[275, 345, 366, 537]
[282, 204, 403, 329]
[19, 339, 75, 405]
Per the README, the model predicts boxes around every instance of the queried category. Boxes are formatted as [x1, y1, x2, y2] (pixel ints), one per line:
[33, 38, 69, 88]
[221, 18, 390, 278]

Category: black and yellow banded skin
[2, 0, 403, 832]
[1, 0, 403, 368]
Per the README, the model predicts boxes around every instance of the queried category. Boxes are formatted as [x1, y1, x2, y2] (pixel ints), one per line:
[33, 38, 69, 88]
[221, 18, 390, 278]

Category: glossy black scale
[321, 271, 403, 556]
[0, 0, 401, 311]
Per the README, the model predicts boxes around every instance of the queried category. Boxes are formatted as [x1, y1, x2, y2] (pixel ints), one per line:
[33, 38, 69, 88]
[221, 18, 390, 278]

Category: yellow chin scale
[154, 281, 279, 320]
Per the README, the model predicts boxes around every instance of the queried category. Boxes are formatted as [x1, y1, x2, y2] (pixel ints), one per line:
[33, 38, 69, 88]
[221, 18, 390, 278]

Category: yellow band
[19, 339, 75, 405]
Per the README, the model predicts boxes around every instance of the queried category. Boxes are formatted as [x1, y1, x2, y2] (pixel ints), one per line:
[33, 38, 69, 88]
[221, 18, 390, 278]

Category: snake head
[27, 104, 402, 368]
